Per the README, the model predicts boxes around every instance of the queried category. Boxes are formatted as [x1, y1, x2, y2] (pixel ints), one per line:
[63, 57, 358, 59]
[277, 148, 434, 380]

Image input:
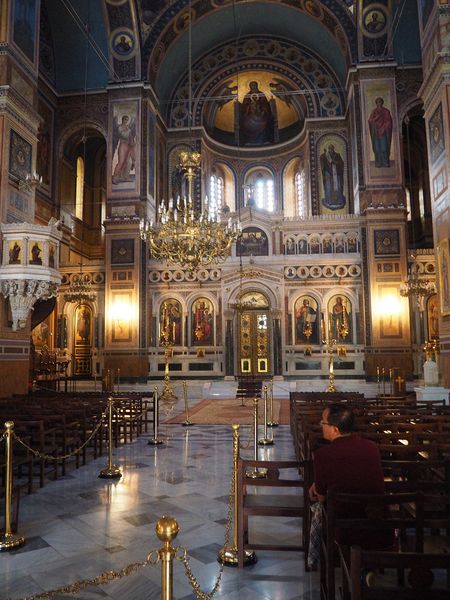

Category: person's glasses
[319, 420, 332, 426]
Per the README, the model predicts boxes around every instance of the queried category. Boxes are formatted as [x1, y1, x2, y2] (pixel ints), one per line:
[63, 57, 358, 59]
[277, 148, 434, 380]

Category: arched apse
[146, 0, 355, 99]
[167, 36, 345, 138]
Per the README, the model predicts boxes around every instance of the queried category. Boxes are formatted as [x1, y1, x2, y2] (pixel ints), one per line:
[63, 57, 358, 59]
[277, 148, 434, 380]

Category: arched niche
[293, 294, 321, 345]
[59, 126, 106, 231]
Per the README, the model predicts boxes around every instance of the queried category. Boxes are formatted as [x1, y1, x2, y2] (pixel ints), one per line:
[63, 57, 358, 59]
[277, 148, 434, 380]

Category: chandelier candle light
[139, 1, 239, 273]
[400, 253, 435, 309]
[140, 194, 239, 273]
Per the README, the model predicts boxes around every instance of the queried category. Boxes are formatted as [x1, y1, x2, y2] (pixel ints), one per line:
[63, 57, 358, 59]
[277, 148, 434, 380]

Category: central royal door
[237, 292, 271, 376]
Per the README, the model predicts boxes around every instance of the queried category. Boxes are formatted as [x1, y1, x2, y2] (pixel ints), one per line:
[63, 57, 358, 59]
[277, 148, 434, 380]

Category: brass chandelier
[140, 187, 240, 273]
[64, 27, 96, 305]
[400, 118, 435, 308]
[64, 272, 96, 303]
[140, 0, 239, 273]
[399, 254, 435, 307]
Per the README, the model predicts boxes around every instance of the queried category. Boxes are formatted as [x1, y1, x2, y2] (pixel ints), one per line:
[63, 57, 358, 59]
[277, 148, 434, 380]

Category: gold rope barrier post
[267, 379, 278, 428]
[181, 380, 194, 427]
[218, 423, 257, 566]
[117, 368, 120, 394]
[258, 384, 274, 446]
[98, 397, 122, 479]
[149, 385, 164, 445]
[246, 397, 267, 479]
[156, 516, 179, 600]
[0, 422, 25, 551]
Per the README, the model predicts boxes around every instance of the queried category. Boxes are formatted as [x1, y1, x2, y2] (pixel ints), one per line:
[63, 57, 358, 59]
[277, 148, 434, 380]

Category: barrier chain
[239, 424, 253, 450]
[6, 550, 160, 600]
[11, 395, 154, 463]
[12, 407, 108, 462]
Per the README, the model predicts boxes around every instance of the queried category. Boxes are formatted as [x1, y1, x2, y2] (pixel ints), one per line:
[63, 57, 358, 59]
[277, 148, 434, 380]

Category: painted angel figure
[214, 79, 238, 111]
[112, 114, 136, 185]
[269, 77, 294, 108]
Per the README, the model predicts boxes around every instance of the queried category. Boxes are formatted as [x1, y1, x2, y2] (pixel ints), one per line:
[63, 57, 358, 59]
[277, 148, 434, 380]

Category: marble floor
[1, 393, 319, 600]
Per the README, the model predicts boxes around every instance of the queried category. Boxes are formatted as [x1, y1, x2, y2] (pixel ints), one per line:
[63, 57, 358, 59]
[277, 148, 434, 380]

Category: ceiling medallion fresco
[144, 0, 356, 81]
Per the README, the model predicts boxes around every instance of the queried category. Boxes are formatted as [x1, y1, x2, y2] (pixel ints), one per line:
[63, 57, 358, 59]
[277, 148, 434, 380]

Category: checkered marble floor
[1, 417, 320, 600]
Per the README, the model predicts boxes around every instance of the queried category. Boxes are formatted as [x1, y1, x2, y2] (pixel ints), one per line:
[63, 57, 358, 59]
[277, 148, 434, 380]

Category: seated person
[309, 403, 394, 549]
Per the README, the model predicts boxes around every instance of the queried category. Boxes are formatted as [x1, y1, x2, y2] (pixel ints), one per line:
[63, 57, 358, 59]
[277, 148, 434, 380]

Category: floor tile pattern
[2, 413, 320, 599]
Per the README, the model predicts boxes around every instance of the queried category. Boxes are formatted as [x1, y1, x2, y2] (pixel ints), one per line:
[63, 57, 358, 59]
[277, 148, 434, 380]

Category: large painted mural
[210, 72, 300, 146]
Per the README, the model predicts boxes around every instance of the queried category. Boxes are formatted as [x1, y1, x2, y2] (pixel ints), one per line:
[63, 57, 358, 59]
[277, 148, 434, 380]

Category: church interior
[1, 1, 450, 598]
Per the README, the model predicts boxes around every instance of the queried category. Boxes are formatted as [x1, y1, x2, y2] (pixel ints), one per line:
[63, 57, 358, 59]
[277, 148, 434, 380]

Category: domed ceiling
[40, 0, 422, 109]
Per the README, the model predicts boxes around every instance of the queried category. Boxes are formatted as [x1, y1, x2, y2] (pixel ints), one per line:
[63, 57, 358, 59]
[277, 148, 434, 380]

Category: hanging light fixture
[399, 116, 435, 307]
[64, 12, 96, 304]
[140, 0, 240, 273]
[399, 252, 435, 307]
[64, 269, 96, 303]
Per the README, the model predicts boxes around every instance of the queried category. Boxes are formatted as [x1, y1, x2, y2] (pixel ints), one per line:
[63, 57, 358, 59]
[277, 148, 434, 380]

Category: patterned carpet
[163, 397, 289, 425]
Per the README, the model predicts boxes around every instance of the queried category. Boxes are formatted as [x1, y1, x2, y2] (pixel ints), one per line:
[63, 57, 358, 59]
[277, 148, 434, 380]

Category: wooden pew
[237, 458, 312, 568]
[320, 490, 424, 600]
[347, 547, 450, 599]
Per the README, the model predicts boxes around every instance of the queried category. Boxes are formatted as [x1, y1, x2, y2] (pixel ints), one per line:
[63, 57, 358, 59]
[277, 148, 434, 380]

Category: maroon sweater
[314, 435, 392, 547]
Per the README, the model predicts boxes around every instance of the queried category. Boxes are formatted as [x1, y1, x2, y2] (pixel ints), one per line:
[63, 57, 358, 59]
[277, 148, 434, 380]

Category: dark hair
[326, 403, 355, 434]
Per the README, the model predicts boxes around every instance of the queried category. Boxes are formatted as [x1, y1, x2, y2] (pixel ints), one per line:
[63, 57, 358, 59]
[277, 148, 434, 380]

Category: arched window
[245, 169, 275, 212]
[405, 188, 412, 222]
[209, 174, 224, 219]
[75, 156, 84, 220]
[295, 170, 306, 218]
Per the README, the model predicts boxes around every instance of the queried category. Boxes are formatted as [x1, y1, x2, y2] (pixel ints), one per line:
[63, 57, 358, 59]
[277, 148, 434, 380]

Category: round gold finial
[4, 421, 14, 430]
[231, 423, 240, 432]
[155, 516, 179, 542]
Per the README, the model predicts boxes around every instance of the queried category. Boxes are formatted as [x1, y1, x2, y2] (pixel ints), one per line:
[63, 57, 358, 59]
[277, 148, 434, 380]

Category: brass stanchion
[376, 366, 381, 396]
[116, 368, 120, 394]
[382, 367, 386, 396]
[246, 398, 267, 479]
[181, 380, 194, 427]
[267, 379, 278, 428]
[218, 424, 257, 566]
[149, 386, 164, 445]
[98, 397, 122, 479]
[156, 516, 179, 600]
[258, 385, 274, 446]
[0, 422, 25, 550]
